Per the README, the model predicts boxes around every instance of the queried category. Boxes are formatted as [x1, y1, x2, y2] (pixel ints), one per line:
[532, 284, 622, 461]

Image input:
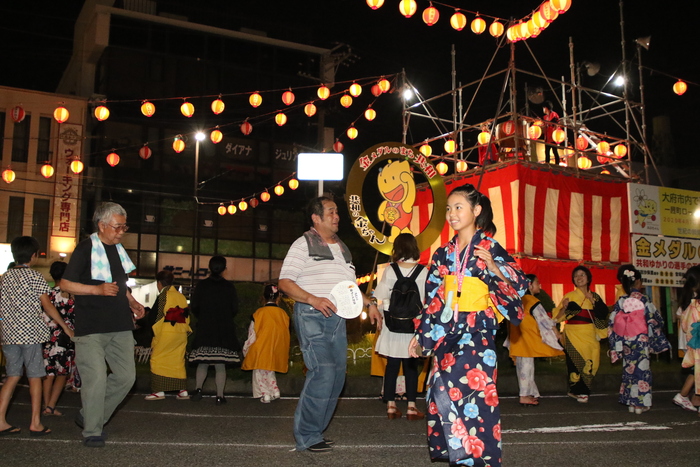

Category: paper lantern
[436, 161, 448, 175]
[540, 2, 559, 23]
[597, 154, 611, 164]
[2, 168, 16, 184]
[527, 19, 539, 37]
[501, 120, 516, 136]
[141, 101, 156, 117]
[106, 152, 120, 167]
[366, 0, 384, 9]
[240, 121, 253, 135]
[614, 144, 628, 159]
[398, 0, 417, 18]
[371, 84, 382, 97]
[422, 5, 439, 26]
[450, 11, 467, 31]
[549, 0, 572, 14]
[282, 90, 295, 106]
[289, 178, 299, 190]
[211, 98, 225, 115]
[10, 106, 25, 123]
[601, 169, 610, 175]
[378, 78, 391, 93]
[94, 105, 110, 121]
[528, 125, 542, 140]
[340, 94, 353, 108]
[577, 156, 592, 169]
[489, 21, 504, 37]
[180, 101, 194, 118]
[444, 140, 456, 154]
[575, 135, 588, 150]
[274, 184, 285, 196]
[249, 198, 259, 208]
[218, 205, 226, 216]
[349, 82, 362, 97]
[317, 85, 330, 100]
[54, 106, 69, 123]
[227, 204, 237, 215]
[533, 11, 547, 30]
[249, 92, 263, 108]
[519, 22, 531, 40]
[456, 160, 468, 173]
[597, 141, 610, 155]
[70, 160, 84, 174]
[506, 26, 519, 42]
[552, 128, 566, 144]
[673, 80, 688, 96]
[420, 143, 432, 157]
[40, 163, 54, 178]
[333, 140, 344, 152]
[139, 145, 152, 160]
[471, 16, 486, 34]
[260, 191, 271, 202]
[347, 126, 358, 140]
[304, 103, 317, 117]
[210, 129, 223, 144]
[364, 108, 377, 121]
[478, 131, 491, 145]
[238, 200, 248, 211]
[275, 113, 287, 126]
[173, 136, 185, 153]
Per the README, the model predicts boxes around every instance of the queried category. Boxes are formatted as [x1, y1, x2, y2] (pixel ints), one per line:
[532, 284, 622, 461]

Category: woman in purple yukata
[410, 184, 528, 466]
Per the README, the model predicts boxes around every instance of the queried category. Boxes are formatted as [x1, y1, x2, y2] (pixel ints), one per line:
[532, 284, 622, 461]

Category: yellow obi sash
[444, 275, 504, 323]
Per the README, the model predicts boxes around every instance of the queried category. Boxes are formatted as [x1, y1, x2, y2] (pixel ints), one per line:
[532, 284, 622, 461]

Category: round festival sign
[346, 142, 447, 255]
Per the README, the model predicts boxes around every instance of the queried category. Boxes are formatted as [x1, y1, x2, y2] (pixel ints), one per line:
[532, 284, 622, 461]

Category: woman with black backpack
[374, 233, 428, 420]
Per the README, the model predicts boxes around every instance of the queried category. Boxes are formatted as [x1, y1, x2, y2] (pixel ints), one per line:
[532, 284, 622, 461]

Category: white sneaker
[628, 405, 635, 413]
[673, 393, 697, 412]
[260, 395, 271, 403]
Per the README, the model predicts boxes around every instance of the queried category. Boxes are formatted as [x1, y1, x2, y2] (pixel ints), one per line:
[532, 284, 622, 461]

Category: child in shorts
[0, 236, 74, 436]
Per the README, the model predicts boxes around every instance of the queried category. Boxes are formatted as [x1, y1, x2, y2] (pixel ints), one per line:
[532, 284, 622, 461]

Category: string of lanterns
[212, 172, 300, 216]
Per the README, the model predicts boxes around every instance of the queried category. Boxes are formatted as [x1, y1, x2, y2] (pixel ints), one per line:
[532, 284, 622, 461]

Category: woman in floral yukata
[409, 184, 528, 466]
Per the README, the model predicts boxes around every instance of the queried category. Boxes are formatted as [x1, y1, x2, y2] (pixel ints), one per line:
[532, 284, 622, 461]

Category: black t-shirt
[63, 238, 134, 336]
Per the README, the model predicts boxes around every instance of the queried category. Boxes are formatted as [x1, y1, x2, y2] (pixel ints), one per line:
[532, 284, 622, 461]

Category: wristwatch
[366, 297, 378, 308]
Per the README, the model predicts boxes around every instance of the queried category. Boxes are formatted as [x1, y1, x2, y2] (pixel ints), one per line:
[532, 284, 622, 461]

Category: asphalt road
[1, 385, 699, 466]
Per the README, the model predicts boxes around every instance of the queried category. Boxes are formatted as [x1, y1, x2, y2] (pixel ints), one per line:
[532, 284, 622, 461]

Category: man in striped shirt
[279, 196, 381, 453]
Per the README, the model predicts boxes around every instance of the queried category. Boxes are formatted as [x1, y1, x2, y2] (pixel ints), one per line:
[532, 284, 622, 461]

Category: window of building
[7, 196, 25, 242]
[11, 114, 31, 163]
[36, 116, 52, 163]
[31, 198, 50, 257]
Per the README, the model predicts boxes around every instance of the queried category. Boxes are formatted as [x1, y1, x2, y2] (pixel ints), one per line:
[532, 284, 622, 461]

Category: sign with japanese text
[631, 233, 700, 287]
[51, 123, 82, 239]
[628, 183, 700, 239]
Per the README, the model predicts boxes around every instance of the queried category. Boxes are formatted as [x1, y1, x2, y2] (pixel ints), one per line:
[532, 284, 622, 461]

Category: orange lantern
[489, 21, 504, 37]
[533, 11, 547, 30]
[240, 121, 253, 135]
[249, 198, 259, 208]
[141, 101, 156, 117]
[527, 19, 539, 38]
[673, 80, 688, 96]
[444, 139, 456, 154]
[519, 22, 531, 40]
[477, 131, 491, 145]
[333, 140, 344, 152]
[217, 205, 226, 216]
[180, 101, 195, 118]
[274, 184, 285, 196]
[53, 106, 69, 123]
[597, 154, 611, 164]
[456, 160, 468, 172]
[275, 113, 287, 126]
[549, 0, 572, 14]
[317, 85, 330, 100]
[436, 161, 448, 175]
[281, 90, 295, 106]
[238, 200, 248, 211]
[450, 11, 467, 31]
[419, 143, 432, 157]
[289, 178, 299, 190]
[249, 92, 263, 108]
[422, 4, 439, 26]
[601, 169, 610, 175]
[577, 156, 592, 169]
[614, 144, 628, 159]
[94, 105, 110, 121]
[304, 103, 317, 117]
[139, 145, 152, 160]
[347, 126, 358, 140]
[40, 163, 54, 178]
[260, 191, 271, 202]
[552, 127, 566, 144]
[2, 168, 16, 184]
[340, 94, 353, 108]
[575, 135, 588, 150]
[349, 82, 362, 97]
[398, 0, 417, 18]
[471, 16, 486, 34]
[227, 204, 237, 215]
[173, 136, 185, 153]
[506, 26, 519, 42]
[70, 159, 84, 174]
[211, 98, 225, 115]
[210, 128, 223, 144]
[540, 2, 559, 23]
[528, 125, 542, 140]
[367, 0, 384, 9]
[370, 84, 382, 97]
[597, 141, 610, 155]
[364, 108, 377, 121]
[378, 78, 391, 93]
[106, 152, 120, 167]
[533, 119, 543, 127]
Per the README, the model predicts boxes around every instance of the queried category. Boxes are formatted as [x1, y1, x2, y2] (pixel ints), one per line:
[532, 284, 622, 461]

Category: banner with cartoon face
[628, 184, 700, 239]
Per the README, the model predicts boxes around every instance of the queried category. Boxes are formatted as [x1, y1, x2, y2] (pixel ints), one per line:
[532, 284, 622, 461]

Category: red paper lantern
[347, 127, 358, 140]
[70, 159, 84, 174]
[333, 140, 344, 152]
[398, 0, 417, 18]
[501, 121, 516, 136]
[349, 82, 362, 97]
[139, 145, 152, 160]
[2, 168, 16, 184]
[288, 178, 299, 190]
[304, 103, 317, 117]
[10, 106, 25, 123]
[240, 121, 253, 135]
[40, 163, 54, 178]
[260, 191, 271, 202]
[371, 84, 382, 97]
[282, 90, 295, 106]
[141, 101, 156, 117]
[249, 198, 259, 208]
[422, 5, 439, 26]
[597, 154, 611, 164]
[211, 98, 225, 115]
[450, 11, 467, 31]
[249, 92, 263, 108]
[275, 113, 287, 126]
[274, 184, 285, 196]
[364, 108, 377, 121]
[106, 152, 120, 167]
[575, 135, 588, 150]
[180, 101, 195, 118]
[317, 85, 330, 100]
[340, 94, 353, 108]
[210, 129, 223, 144]
[54, 106, 69, 123]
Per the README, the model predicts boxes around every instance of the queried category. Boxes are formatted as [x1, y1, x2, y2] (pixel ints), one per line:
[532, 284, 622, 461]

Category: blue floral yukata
[415, 231, 528, 466]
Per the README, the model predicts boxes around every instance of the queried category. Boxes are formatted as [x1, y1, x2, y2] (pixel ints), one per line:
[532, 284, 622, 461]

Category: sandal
[406, 407, 425, 421]
[519, 396, 539, 407]
[43, 406, 63, 416]
[387, 406, 402, 420]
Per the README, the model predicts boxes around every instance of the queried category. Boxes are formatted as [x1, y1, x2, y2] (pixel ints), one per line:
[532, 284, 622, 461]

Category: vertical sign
[52, 123, 82, 239]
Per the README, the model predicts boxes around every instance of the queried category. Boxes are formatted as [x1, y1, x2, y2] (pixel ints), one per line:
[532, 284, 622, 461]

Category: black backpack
[384, 263, 424, 334]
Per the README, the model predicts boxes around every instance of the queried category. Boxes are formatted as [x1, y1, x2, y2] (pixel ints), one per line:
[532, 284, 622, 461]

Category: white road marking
[504, 421, 671, 434]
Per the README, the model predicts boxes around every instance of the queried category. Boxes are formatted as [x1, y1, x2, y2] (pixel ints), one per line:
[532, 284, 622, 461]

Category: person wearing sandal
[373, 234, 427, 421]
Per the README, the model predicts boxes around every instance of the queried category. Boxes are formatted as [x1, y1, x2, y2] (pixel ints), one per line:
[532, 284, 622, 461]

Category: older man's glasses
[106, 223, 129, 233]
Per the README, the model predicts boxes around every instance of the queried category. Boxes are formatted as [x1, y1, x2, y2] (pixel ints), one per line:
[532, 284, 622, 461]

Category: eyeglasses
[106, 223, 129, 233]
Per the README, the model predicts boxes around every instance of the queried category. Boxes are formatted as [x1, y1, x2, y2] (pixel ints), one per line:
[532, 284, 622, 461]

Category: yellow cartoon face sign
[346, 142, 446, 255]
[633, 188, 657, 228]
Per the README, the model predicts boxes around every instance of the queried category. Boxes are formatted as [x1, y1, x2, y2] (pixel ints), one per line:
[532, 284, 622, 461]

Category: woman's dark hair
[543, 100, 554, 112]
[524, 273, 537, 295]
[209, 256, 227, 277]
[10, 236, 40, 264]
[617, 264, 642, 295]
[263, 284, 279, 302]
[391, 233, 420, 262]
[156, 269, 175, 286]
[448, 184, 497, 235]
[306, 196, 333, 227]
[49, 261, 67, 282]
[572, 265, 592, 288]
[680, 265, 700, 310]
